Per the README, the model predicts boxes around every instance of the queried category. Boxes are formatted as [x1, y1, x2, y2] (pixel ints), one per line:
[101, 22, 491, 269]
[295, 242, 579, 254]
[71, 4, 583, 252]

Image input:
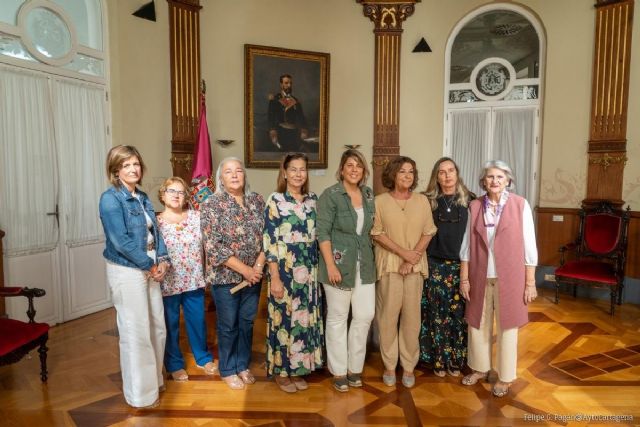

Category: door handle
[46, 204, 59, 228]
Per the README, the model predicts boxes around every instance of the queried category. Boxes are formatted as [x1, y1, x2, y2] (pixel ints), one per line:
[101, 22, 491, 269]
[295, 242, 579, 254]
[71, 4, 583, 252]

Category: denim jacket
[99, 185, 169, 271]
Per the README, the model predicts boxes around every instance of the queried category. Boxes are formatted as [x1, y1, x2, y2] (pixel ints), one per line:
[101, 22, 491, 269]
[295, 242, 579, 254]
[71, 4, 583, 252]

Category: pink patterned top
[158, 209, 206, 296]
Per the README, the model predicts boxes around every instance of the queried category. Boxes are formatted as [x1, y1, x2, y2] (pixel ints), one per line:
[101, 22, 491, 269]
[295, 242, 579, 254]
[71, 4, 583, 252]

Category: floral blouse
[201, 191, 266, 285]
[158, 209, 206, 296]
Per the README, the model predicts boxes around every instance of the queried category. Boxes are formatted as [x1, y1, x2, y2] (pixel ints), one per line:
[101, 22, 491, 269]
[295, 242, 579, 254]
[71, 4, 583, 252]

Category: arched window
[444, 3, 545, 204]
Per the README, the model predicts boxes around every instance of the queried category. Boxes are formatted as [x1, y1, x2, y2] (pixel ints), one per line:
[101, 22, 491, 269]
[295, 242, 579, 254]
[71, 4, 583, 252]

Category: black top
[427, 195, 469, 261]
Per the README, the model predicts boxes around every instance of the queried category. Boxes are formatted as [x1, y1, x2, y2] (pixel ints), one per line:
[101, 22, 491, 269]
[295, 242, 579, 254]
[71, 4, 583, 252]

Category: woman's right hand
[242, 265, 263, 285]
[327, 264, 342, 286]
[460, 279, 471, 301]
[270, 275, 285, 299]
[400, 248, 422, 265]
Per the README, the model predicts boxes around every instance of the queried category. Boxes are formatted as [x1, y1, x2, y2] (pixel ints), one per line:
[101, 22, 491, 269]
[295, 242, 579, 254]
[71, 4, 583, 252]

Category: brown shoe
[275, 375, 297, 393]
[291, 376, 308, 390]
[238, 369, 256, 385]
[170, 369, 188, 382]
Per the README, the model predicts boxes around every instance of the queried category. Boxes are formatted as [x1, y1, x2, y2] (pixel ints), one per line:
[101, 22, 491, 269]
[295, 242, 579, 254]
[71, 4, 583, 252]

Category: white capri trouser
[322, 266, 375, 376]
[106, 258, 166, 407]
[467, 278, 518, 383]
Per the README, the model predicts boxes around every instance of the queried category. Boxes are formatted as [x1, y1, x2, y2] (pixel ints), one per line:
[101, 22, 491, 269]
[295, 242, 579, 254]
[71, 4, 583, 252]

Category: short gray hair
[479, 160, 515, 191]
[215, 156, 251, 195]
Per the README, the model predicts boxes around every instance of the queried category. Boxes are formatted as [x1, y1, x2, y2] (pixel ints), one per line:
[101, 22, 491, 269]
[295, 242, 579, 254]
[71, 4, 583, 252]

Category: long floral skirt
[419, 258, 467, 371]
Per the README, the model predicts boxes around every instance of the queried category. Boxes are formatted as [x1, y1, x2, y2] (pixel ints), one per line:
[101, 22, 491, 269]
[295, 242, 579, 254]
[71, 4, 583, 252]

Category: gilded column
[168, 0, 201, 182]
[585, 0, 634, 207]
[357, 0, 420, 193]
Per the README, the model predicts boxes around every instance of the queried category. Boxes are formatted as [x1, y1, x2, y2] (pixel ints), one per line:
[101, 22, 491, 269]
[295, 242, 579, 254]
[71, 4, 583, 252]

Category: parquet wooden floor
[1, 287, 640, 426]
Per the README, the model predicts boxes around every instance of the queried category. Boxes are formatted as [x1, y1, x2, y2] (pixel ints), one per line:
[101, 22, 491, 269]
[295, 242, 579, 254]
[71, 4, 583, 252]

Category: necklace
[441, 194, 455, 212]
[391, 191, 410, 211]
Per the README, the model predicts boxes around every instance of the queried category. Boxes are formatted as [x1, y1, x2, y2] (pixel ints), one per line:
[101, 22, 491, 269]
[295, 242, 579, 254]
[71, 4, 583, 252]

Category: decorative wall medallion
[469, 57, 516, 101]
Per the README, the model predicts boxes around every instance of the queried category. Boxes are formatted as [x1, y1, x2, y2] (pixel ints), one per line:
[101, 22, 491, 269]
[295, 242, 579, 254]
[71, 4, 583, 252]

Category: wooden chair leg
[610, 289, 616, 316]
[572, 284, 577, 298]
[555, 281, 559, 304]
[617, 284, 623, 305]
[38, 341, 48, 382]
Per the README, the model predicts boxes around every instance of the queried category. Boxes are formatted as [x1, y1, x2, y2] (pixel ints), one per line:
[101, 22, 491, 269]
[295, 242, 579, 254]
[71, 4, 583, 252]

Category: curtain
[493, 108, 536, 201]
[450, 109, 489, 196]
[52, 79, 108, 246]
[0, 67, 58, 256]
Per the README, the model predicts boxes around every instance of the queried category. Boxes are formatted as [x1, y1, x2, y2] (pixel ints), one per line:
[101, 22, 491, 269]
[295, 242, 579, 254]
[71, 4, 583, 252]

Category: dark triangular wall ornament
[412, 37, 432, 53]
[133, 1, 156, 22]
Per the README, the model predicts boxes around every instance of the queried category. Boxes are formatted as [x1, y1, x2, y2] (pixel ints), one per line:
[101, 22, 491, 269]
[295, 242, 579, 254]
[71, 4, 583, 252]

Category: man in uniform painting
[268, 74, 309, 152]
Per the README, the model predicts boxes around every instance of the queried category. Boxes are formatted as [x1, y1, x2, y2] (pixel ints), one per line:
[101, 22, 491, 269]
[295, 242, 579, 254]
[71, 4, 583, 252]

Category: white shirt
[459, 198, 537, 278]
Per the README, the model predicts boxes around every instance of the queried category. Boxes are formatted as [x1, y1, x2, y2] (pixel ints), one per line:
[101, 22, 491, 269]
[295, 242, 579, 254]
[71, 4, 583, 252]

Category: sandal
[291, 376, 308, 390]
[275, 375, 297, 393]
[333, 376, 349, 392]
[447, 367, 461, 377]
[238, 369, 256, 385]
[222, 374, 245, 390]
[196, 361, 218, 375]
[170, 369, 189, 382]
[461, 371, 488, 386]
[492, 381, 511, 397]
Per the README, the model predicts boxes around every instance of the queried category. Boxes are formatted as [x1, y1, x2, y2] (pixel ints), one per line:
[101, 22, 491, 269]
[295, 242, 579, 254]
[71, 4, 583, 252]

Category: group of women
[99, 145, 537, 408]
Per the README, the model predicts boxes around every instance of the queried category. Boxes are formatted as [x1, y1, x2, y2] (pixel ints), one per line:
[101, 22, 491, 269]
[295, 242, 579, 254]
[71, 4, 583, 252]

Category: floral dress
[158, 209, 206, 296]
[263, 191, 324, 377]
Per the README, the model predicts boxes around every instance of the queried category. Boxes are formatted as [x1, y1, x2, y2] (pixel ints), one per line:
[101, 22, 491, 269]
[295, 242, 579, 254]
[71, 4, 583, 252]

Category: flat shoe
[170, 369, 189, 382]
[197, 361, 218, 375]
[492, 381, 511, 397]
[382, 373, 396, 387]
[291, 376, 308, 390]
[461, 371, 488, 386]
[402, 373, 415, 388]
[333, 376, 349, 392]
[222, 374, 245, 390]
[275, 376, 297, 393]
[238, 369, 256, 385]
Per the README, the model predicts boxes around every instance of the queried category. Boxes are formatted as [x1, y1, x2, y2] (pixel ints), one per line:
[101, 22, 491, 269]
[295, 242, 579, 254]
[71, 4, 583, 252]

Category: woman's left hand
[151, 261, 169, 282]
[524, 285, 537, 304]
[398, 262, 413, 276]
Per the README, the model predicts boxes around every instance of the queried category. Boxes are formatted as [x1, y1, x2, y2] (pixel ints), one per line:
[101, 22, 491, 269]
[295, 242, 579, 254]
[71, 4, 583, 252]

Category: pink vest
[465, 194, 528, 330]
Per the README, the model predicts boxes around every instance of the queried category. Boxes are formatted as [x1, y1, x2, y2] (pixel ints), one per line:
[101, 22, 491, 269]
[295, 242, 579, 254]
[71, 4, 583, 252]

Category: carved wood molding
[586, 0, 634, 202]
[357, 0, 420, 193]
[168, 0, 201, 181]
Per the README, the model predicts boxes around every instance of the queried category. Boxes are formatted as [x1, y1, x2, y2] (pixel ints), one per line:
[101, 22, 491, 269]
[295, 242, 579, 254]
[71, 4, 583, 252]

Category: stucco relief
[539, 168, 586, 207]
[623, 175, 640, 209]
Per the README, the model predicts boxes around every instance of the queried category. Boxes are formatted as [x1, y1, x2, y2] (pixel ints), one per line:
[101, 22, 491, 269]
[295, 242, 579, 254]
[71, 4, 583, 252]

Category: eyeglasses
[165, 189, 187, 197]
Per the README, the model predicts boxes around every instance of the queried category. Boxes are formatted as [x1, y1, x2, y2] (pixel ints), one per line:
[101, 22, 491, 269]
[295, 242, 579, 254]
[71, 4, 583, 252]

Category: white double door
[1, 68, 111, 324]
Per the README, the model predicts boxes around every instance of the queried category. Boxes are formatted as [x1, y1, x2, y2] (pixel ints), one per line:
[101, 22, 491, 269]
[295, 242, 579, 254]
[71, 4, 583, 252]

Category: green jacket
[317, 182, 376, 289]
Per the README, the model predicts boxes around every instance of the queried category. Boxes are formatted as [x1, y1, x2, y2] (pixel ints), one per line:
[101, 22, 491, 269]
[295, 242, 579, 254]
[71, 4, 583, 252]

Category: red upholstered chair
[0, 287, 49, 382]
[554, 202, 630, 315]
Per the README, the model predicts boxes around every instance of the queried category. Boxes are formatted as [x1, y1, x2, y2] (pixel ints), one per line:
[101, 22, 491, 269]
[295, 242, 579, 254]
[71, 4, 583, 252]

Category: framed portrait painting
[245, 44, 330, 168]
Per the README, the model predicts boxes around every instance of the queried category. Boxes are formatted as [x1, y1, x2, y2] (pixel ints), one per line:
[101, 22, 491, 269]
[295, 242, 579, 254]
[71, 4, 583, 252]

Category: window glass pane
[62, 53, 103, 76]
[451, 10, 539, 84]
[25, 7, 72, 59]
[51, 0, 102, 50]
[0, 0, 24, 25]
[0, 32, 36, 62]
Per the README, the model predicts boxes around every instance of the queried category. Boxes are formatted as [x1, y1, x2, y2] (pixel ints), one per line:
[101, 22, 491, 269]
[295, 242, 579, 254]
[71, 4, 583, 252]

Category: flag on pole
[190, 92, 215, 210]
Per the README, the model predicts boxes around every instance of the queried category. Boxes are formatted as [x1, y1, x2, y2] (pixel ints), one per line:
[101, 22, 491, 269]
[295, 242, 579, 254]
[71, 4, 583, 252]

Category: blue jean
[211, 283, 261, 377]
[163, 288, 213, 373]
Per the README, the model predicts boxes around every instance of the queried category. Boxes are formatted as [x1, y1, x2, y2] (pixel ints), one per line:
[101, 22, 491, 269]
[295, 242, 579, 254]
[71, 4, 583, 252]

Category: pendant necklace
[442, 194, 455, 212]
[392, 191, 409, 211]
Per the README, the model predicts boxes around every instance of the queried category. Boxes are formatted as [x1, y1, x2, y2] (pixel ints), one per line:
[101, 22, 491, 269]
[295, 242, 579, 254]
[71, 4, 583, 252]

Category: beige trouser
[376, 272, 422, 372]
[468, 278, 518, 382]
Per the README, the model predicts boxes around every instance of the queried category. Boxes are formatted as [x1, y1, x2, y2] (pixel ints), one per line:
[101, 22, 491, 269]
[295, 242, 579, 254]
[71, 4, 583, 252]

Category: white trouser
[467, 278, 518, 382]
[106, 260, 166, 407]
[323, 267, 375, 376]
